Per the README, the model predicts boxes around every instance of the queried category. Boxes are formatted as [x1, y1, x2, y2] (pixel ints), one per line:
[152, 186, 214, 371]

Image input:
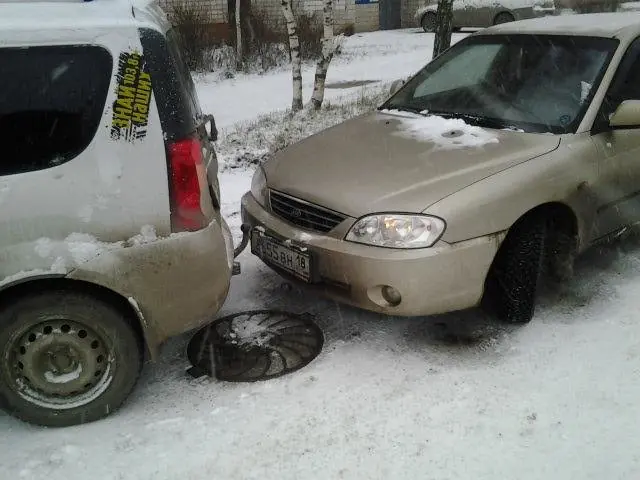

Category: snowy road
[2, 29, 640, 480]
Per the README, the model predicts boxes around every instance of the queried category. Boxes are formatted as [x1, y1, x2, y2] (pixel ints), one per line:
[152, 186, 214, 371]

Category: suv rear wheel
[421, 12, 437, 33]
[493, 12, 515, 25]
[0, 291, 142, 427]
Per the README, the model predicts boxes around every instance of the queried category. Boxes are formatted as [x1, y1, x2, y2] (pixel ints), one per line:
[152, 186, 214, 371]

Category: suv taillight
[168, 137, 208, 232]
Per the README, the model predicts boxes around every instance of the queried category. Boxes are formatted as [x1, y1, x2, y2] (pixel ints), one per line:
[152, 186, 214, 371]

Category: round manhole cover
[186, 310, 324, 382]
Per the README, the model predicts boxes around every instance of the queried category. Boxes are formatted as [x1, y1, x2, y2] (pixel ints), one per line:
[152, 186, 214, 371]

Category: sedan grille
[269, 190, 346, 233]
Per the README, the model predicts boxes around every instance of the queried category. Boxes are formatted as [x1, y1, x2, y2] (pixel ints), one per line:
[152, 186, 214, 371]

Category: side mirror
[203, 114, 218, 142]
[389, 78, 406, 96]
[609, 100, 640, 129]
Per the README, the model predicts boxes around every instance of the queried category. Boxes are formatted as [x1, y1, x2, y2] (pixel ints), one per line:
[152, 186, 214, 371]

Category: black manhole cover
[186, 310, 324, 382]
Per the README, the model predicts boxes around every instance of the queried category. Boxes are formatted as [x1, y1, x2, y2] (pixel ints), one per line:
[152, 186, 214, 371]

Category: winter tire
[421, 12, 437, 33]
[482, 214, 547, 324]
[0, 291, 142, 427]
[493, 12, 515, 25]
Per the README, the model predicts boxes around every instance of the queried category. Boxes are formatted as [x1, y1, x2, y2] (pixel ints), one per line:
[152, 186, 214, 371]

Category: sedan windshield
[383, 34, 619, 134]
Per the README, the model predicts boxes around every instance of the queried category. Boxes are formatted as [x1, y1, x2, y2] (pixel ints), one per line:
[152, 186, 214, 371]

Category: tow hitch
[231, 224, 251, 276]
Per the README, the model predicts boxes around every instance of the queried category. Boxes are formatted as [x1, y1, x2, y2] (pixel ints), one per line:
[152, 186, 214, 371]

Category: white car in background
[415, 0, 556, 32]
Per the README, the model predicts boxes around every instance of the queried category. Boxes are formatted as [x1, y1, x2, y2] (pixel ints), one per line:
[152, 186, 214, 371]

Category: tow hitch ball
[232, 224, 251, 276]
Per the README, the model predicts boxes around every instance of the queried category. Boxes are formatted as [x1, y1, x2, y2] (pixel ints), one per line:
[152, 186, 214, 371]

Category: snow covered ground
[3, 29, 640, 480]
[197, 29, 468, 128]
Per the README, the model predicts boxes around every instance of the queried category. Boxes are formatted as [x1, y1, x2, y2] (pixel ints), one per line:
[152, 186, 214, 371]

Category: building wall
[251, 0, 357, 33]
[160, 0, 384, 36]
[355, 2, 379, 32]
[159, 0, 229, 23]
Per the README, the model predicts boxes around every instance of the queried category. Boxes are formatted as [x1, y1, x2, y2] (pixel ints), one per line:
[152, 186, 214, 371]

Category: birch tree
[432, 0, 454, 59]
[310, 0, 339, 110]
[235, 0, 243, 69]
[281, 0, 303, 111]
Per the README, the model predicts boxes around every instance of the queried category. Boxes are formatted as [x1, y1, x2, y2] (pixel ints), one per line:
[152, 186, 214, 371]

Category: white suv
[0, 0, 235, 427]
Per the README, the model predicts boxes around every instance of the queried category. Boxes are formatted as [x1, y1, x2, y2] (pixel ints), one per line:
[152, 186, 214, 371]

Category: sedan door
[590, 36, 640, 239]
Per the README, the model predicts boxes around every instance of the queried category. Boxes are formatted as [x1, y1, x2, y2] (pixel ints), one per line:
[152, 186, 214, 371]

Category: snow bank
[218, 84, 392, 171]
[620, 1, 640, 9]
[198, 31, 469, 129]
[7, 28, 640, 480]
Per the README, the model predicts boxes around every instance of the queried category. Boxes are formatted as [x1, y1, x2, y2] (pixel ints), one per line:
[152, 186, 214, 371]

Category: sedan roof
[480, 12, 640, 40]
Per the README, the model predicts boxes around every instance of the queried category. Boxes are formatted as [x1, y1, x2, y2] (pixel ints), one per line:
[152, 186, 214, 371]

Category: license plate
[251, 231, 312, 282]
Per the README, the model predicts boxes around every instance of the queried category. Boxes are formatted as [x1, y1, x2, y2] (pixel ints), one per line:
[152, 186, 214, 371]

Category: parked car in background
[415, 0, 556, 32]
[0, 0, 235, 427]
[243, 12, 640, 328]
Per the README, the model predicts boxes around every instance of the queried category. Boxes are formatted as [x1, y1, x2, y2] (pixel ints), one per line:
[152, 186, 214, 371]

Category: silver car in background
[415, 0, 556, 32]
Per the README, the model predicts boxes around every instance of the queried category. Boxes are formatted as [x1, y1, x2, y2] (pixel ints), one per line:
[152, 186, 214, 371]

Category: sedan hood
[264, 111, 560, 218]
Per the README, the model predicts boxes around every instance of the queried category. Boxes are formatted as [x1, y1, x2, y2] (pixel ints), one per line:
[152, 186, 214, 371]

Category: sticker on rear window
[110, 51, 152, 142]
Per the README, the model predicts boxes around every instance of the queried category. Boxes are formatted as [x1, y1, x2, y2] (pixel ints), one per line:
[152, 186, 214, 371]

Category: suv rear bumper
[67, 219, 233, 358]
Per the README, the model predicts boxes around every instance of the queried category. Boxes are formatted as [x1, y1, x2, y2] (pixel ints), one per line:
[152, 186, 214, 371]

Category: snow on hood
[380, 109, 499, 150]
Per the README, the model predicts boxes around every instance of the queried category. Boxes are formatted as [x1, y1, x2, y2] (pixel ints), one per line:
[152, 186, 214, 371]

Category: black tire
[421, 12, 437, 33]
[493, 12, 515, 25]
[545, 227, 576, 282]
[482, 214, 547, 324]
[0, 291, 142, 427]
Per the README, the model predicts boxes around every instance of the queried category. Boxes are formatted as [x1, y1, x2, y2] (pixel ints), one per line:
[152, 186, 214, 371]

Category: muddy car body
[243, 13, 640, 325]
[0, 0, 233, 426]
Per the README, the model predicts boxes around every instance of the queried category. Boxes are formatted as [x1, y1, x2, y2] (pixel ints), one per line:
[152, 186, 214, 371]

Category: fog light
[381, 286, 401, 306]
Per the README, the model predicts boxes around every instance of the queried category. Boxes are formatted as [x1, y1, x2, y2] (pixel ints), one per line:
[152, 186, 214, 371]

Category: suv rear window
[0, 45, 112, 177]
[139, 28, 202, 141]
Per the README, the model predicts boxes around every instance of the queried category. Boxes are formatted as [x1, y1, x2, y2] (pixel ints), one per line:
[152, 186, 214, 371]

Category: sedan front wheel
[482, 213, 548, 324]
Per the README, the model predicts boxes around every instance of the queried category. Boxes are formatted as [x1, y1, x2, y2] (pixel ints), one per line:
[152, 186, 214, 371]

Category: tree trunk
[281, 0, 303, 112]
[432, 0, 454, 59]
[235, 0, 243, 69]
[310, 0, 335, 110]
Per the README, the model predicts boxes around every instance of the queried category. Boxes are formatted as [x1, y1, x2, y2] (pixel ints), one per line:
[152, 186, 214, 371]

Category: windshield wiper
[424, 110, 520, 130]
[380, 107, 525, 131]
[379, 105, 423, 114]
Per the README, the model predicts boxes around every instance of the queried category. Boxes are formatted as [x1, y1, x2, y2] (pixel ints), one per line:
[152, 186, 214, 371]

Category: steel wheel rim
[5, 318, 114, 410]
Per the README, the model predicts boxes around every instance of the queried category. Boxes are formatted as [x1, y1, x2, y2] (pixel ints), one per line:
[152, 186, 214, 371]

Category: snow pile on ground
[620, 1, 640, 10]
[217, 83, 391, 171]
[197, 29, 468, 128]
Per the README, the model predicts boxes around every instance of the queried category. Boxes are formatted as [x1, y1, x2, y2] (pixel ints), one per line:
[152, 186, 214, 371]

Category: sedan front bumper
[241, 192, 503, 317]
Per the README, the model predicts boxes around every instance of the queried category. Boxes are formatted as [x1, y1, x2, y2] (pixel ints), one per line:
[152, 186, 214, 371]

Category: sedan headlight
[346, 214, 446, 249]
[251, 166, 268, 207]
